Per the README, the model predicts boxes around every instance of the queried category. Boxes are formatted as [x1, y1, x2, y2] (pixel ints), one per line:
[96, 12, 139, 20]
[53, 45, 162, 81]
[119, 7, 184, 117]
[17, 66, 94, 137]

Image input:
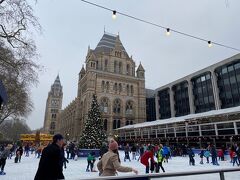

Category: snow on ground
[1, 151, 240, 180]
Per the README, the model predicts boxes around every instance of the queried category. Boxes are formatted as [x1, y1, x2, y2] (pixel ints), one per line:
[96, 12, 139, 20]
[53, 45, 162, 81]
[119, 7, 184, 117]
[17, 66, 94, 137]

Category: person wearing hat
[0, 144, 13, 175]
[97, 139, 138, 176]
[34, 134, 65, 180]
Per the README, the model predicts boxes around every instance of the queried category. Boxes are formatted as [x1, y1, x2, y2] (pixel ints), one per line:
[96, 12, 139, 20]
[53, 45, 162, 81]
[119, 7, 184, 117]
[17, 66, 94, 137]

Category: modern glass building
[155, 54, 240, 119]
[215, 61, 240, 109]
[146, 89, 156, 121]
[172, 81, 190, 117]
[116, 54, 240, 147]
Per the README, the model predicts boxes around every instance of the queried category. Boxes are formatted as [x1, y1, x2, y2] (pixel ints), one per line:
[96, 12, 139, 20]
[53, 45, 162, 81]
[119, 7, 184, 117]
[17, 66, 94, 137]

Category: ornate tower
[137, 62, 145, 78]
[43, 75, 63, 135]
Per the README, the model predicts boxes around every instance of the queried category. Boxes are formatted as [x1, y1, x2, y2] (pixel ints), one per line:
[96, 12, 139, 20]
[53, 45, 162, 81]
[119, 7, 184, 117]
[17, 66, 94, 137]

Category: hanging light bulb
[166, 28, 171, 36]
[208, 41, 213, 48]
[112, 10, 117, 19]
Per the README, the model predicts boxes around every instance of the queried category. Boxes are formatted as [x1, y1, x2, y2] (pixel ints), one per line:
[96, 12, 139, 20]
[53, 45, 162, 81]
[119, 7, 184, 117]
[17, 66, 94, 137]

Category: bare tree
[0, 74, 33, 124]
[0, 0, 41, 51]
[0, 0, 42, 124]
[0, 118, 31, 141]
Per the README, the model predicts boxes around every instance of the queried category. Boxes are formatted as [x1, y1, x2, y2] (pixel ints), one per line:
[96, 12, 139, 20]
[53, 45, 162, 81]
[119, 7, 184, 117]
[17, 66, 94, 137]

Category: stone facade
[57, 33, 146, 141]
[43, 75, 63, 135]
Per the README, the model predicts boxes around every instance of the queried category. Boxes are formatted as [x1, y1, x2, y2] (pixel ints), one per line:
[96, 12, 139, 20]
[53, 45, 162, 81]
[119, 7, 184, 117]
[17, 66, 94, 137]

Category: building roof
[80, 65, 86, 74]
[117, 106, 240, 130]
[137, 62, 145, 72]
[146, 89, 155, 98]
[94, 33, 129, 57]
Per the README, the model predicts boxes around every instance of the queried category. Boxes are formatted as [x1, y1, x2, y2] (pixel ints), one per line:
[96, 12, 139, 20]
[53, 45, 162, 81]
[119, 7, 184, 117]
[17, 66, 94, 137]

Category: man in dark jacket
[34, 134, 65, 180]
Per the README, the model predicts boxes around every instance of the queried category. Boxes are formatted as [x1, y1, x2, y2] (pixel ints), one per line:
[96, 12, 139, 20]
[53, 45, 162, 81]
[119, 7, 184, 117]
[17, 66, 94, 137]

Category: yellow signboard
[20, 134, 53, 142]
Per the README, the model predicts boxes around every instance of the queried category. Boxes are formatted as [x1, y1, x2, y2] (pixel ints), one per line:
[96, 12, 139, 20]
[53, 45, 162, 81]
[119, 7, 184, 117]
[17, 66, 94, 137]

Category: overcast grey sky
[27, 0, 240, 130]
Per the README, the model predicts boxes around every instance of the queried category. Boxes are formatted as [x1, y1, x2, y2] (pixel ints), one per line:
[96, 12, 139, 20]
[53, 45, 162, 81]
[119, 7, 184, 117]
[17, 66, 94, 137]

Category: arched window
[104, 119, 108, 131]
[114, 61, 117, 73]
[100, 97, 109, 113]
[104, 59, 108, 71]
[126, 120, 129, 125]
[126, 64, 130, 75]
[96, 61, 99, 69]
[50, 122, 55, 130]
[106, 81, 110, 93]
[101, 81, 105, 92]
[126, 84, 129, 96]
[113, 99, 121, 114]
[114, 83, 118, 93]
[113, 120, 117, 129]
[130, 85, 134, 96]
[119, 83, 122, 94]
[119, 62, 122, 74]
[52, 114, 56, 119]
[130, 121, 133, 125]
[132, 67, 135, 76]
[117, 120, 121, 128]
[113, 119, 121, 129]
[126, 101, 134, 115]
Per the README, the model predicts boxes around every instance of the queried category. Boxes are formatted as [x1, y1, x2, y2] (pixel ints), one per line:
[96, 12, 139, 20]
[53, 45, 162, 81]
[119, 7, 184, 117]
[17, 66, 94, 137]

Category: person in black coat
[34, 134, 65, 180]
[16, 146, 23, 163]
[188, 148, 195, 166]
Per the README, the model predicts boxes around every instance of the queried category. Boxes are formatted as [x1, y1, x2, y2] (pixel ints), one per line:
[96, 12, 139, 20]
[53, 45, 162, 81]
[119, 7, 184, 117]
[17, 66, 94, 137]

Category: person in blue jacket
[162, 145, 169, 163]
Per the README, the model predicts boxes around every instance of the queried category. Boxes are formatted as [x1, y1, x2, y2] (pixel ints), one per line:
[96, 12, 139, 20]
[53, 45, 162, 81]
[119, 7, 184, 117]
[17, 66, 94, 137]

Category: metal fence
[80, 168, 240, 180]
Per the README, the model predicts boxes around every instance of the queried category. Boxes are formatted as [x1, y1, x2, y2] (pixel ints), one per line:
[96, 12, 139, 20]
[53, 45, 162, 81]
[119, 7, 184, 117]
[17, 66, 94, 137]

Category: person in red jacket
[229, 146, 234, 163]
[140, 145, 156, 173]
[218, 149, 224, 161]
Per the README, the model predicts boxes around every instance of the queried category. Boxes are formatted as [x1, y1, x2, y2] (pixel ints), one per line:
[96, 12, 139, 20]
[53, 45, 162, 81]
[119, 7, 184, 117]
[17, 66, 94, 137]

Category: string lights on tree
[80, 0, 240, 52]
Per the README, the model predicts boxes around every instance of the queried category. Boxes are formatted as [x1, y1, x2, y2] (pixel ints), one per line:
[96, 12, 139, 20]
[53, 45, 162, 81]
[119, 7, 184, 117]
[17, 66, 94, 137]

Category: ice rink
[1, 151, 240, 180]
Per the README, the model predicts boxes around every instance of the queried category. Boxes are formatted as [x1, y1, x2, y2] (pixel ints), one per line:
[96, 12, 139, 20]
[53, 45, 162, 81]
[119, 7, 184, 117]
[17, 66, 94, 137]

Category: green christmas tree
[79, 94, 107, 149]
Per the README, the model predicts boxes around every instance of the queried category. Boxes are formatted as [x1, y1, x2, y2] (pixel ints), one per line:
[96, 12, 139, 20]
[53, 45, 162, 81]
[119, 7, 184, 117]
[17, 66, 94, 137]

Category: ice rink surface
[1, 151, 240, 180]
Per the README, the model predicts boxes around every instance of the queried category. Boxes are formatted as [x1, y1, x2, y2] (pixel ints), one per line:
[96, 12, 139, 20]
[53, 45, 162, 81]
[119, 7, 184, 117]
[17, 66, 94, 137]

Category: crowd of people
[0, 135, 240, 179]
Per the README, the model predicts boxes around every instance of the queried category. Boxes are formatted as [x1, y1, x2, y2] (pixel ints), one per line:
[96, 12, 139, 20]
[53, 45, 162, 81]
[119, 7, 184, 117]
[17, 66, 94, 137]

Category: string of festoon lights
[81, 0, 240, 52]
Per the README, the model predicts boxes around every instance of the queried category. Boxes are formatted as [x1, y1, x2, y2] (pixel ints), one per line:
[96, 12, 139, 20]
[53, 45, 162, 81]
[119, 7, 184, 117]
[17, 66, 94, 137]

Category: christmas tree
[79, 94, 107, 149]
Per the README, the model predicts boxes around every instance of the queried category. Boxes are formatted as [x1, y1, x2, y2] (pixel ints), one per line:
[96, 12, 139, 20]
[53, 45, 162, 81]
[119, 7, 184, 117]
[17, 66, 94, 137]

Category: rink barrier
[192, 149, 230, 155]
[80, 168, 240, 180]
[78, 149, 100, 157]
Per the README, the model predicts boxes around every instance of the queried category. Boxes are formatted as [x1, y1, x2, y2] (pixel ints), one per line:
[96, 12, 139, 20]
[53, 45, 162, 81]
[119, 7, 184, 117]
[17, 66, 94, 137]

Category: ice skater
[124, 143, 131, 162]
[140, 145, 156, 173]
[232, 151, 239, 166]
[188, 147, 195, 166]
[86, 152, 96, 172]
[97, 139, 138, 176]
[0, 144, 13, 175]
[156, 144, 165, 173]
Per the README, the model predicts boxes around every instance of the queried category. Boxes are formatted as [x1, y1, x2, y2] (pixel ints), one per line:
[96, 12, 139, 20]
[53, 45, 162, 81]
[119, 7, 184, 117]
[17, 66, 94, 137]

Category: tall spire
[137, 62, 145, 72]
[54, 74, 61, 86]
